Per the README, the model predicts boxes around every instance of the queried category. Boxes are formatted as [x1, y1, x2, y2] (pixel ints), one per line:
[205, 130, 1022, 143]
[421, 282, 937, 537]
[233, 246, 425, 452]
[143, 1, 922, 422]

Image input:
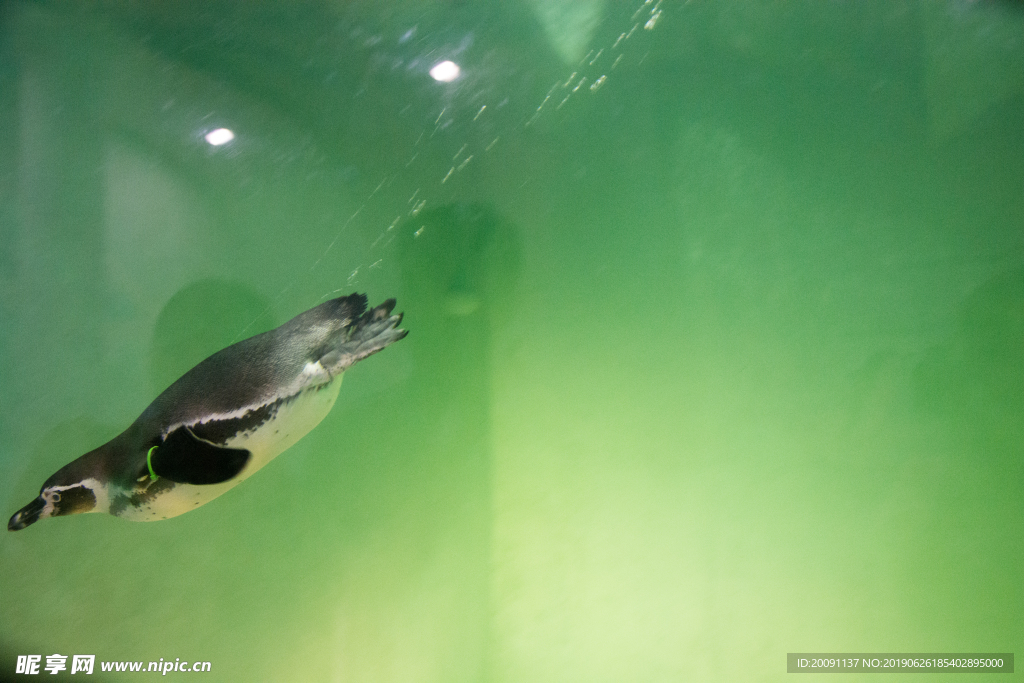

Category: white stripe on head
[40, 478, 108, 518]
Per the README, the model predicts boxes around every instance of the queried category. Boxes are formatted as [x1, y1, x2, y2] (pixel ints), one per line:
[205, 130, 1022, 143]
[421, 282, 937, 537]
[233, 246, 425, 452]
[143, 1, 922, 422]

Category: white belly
[118, 377, 344, 521]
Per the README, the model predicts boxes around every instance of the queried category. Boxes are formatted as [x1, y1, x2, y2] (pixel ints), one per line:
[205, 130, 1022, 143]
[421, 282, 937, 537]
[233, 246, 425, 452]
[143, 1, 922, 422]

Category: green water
[2, 1, 1022, 681]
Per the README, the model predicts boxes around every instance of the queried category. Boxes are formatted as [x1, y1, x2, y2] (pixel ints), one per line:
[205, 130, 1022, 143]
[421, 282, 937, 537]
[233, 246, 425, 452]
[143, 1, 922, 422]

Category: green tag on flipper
[147, 446, 159, 482]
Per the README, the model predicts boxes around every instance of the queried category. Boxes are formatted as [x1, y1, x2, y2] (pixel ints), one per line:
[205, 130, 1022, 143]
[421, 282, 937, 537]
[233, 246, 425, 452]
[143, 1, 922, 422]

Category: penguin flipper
[151, 427, 251, 485]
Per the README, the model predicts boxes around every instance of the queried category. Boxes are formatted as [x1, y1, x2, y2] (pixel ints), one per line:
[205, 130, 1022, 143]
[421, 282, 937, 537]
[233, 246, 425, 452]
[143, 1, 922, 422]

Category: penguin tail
[322, 298, 407, 371]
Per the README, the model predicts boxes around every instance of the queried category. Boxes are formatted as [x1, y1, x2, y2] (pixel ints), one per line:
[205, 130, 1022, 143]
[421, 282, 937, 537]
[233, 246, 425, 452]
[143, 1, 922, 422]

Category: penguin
[8, 293, 406, 531]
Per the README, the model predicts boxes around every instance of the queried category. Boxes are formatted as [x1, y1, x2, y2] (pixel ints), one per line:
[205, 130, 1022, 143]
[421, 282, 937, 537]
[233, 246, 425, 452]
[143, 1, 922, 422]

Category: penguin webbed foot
[322, 298, 407, 371]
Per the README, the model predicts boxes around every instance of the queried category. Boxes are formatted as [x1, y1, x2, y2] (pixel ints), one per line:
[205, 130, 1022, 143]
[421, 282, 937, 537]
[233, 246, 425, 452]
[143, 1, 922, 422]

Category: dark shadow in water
[149, 279, 275, 395]
[368, 201, 520, 679]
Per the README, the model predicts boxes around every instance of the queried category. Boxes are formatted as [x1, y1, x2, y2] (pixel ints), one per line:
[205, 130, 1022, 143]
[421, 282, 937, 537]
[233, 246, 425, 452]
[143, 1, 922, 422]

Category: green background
[1, 1, 1021, 681]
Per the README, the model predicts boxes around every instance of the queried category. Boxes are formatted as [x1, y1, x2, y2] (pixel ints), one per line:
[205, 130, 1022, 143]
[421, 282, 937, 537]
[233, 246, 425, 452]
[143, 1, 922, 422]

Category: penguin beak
[8, 496, 46, 531]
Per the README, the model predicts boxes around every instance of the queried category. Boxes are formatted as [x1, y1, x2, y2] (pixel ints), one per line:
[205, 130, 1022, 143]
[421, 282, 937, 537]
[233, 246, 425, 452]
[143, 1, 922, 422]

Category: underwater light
[204, 128, 235, 146]
[429, 60, 460, 82]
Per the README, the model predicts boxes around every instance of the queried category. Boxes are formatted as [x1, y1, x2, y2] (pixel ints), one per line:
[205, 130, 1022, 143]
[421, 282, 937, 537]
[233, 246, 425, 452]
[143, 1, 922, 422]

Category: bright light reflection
[205, 128, 235, 146]
[429, 60, 460, 82]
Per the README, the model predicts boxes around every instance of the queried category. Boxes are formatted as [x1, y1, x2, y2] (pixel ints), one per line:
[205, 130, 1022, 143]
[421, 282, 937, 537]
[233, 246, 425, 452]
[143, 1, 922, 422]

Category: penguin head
[8, 479, 100, 530]
[7, 440, 115, 531]
[8, 436, 166, 531]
